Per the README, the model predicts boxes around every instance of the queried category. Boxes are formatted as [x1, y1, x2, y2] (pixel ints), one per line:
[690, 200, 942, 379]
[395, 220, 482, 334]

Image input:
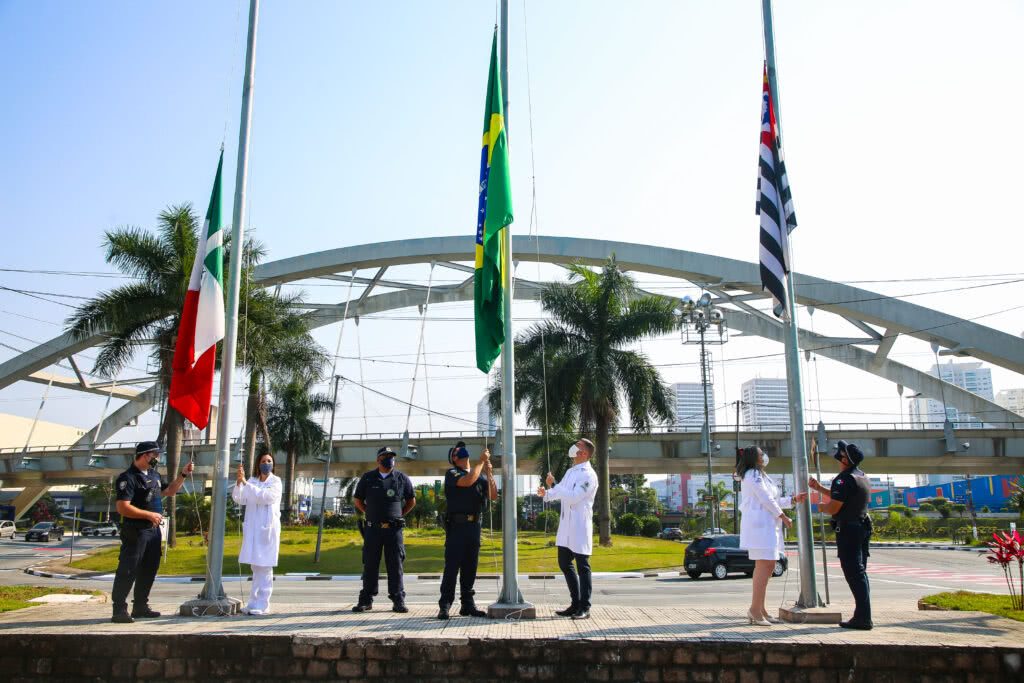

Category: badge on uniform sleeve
[835, 478, 844, 486]
[119, 480, 127, 490]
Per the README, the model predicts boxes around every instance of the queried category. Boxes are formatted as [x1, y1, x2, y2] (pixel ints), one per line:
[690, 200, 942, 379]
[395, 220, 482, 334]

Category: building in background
[0, 413, 86, 448]
[740, 378, 789, 429]
[995, 388, 1024, 418]
[669, 382, 715, 431]
[908, 361, 994, 429]
[903, 474, 1021, 511]
[476, 396, 497, 437]
[651, 474, 691, 512]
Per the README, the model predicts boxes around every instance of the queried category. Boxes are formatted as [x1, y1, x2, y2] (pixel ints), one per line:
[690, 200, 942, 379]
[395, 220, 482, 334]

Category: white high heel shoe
[762, 612, 782, 624]
[747, 609, 772, 626]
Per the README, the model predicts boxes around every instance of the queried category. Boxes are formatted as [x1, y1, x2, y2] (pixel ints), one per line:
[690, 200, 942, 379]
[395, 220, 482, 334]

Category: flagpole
[489, 0, 534, 619]
[761, 0, 820, 611]
[182, 0, 259, 615]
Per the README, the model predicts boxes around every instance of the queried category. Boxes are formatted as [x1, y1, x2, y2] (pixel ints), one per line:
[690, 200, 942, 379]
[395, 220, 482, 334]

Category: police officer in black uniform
[110, 441, 193, 623]
[809, 440, 873, 630]
[437, 442, 498, 619]
[352, 446, 416, 613]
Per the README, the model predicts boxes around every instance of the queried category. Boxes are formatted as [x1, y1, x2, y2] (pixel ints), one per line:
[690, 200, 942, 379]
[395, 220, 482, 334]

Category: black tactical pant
[439, 521, 481, 608]
[111, 524, 161, 612]
[836, 520, 872, 625]
[557, 545, 592, 610]
[358, 525, 405, 604]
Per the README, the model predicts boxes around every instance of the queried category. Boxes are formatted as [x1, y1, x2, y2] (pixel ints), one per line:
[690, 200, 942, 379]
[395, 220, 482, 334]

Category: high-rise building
[908, 361, 994, 429]
[995, 388, 1024, 418]
[651, 474, 691, 512]
[669, 382, 715, 431]
[476, 396, 497, 437]
[740, 378, 789, 429]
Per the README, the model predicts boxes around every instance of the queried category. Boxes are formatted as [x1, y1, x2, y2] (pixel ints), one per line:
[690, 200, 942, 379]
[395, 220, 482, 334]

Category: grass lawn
[920, 591, 1024, 623]
[69, 527, 685, 575]
[0, 585, 102, 613]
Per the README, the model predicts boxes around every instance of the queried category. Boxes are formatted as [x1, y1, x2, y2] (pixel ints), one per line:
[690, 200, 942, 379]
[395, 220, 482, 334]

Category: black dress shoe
[459, 604, 487, 617]
[571, 609, 591, 620]
[555, 606, 578, 617]
[839, 620, 873, 630]
[111, 612, 134, 624]
[352, 603, 373, 613]
[392, 602, 409, 613]
[131, 606, 161, 618]
[437, 605, 450, 620]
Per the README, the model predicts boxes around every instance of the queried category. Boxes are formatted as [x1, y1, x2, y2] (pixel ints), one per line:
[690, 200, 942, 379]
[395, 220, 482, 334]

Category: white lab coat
[738, 469, 792, 558]
[232, 473, 282, 567]
[545, 461, 599, 556]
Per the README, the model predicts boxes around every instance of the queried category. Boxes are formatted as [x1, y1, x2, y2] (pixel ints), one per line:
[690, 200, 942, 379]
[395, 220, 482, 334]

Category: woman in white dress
[232, 452, 282, 615]
[737, 446, 805, 625]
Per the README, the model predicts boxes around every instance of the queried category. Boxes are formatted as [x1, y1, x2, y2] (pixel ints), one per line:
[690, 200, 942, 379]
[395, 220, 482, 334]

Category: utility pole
[314, 375, 341, 563]
[733, 400, 741, 534]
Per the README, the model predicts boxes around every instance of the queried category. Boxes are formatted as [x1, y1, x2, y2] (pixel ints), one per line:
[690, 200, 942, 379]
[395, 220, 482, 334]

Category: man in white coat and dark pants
[232, 452, 282, 616]
[538, 437, 599, 620]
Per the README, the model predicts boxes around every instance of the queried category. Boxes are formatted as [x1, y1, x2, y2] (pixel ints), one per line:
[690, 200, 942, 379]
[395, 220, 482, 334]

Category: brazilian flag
[474, 28, 514, 374]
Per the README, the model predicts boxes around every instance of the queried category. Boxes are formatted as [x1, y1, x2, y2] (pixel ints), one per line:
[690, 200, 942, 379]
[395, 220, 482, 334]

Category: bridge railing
[4, 421, 1023, 456]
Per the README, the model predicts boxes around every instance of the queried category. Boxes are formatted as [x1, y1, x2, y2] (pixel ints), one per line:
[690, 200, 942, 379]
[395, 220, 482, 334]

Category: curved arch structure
[1, 235, 1021, 499]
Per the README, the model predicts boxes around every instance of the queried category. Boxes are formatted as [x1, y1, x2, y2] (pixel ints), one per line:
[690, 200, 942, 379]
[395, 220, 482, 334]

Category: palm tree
[492, 257, 678, 546]
[66, 205, 204, 547]
[266, 373, 334, 523]
[66, 204, 267, 546]
[236, 286, 329, 474]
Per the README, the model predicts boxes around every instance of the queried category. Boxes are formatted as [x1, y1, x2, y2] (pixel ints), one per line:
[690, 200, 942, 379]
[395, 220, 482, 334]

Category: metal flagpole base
[487, 601, 536, 619]
[178, 596, 243, 617]
[778, 604, 842, 624]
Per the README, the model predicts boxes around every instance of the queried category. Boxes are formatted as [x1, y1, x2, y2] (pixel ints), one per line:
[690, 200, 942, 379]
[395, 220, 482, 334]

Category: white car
[0, 520, 15, 539]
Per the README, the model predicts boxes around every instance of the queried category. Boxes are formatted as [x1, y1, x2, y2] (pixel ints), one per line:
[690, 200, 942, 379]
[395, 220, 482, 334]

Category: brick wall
[3, 634, 1022, 682]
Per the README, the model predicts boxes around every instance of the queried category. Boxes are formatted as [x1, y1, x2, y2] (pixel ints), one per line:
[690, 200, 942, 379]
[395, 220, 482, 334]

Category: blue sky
[1, 1, 1023, 465]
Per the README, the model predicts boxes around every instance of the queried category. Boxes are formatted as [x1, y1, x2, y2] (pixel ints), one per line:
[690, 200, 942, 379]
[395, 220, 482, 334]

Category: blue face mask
[259, 463, 273, 475]
[380, 456, 396, 470]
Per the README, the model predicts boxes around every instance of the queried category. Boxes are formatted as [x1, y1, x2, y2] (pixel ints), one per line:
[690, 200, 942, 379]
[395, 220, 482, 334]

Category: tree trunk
[282, 448, 296, 524]
[242, 368, 261, 476]
[595, 418, 613, 547]
[163, 407, 184, 548]
[257, 387, 272, 452]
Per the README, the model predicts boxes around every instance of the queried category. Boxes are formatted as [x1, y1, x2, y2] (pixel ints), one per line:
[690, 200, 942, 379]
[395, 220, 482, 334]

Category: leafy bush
[534, 510, 559, 532]
[888, 505, 913, 518]
[918, 502, 936, 512]
[641, 517, 662, 538]
[616, 513, 642, 536]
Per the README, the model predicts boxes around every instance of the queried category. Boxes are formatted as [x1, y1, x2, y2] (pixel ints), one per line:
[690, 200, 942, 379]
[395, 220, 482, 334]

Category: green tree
[617, 512, 642, 536]
[65, 204, 265, 547]
[266, 373, 333, 523]
[952, 503, 967, 518]
[490, 257, 677, 546]
[237, 286, 328, 474]
[79, 481, 116, 522]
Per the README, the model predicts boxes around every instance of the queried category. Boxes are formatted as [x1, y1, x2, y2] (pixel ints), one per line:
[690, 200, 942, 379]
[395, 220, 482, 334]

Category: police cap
[135, 441, 162, 457]
[376, 446, 397, 458]
[833, 440, 864, 465]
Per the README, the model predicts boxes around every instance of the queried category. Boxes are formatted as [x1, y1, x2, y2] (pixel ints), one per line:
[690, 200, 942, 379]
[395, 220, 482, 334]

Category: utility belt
[122, 516, 160, 528]
[831, 516, 872, 533]
[365, 519, 405, 529]
[446, 513, 480, 525]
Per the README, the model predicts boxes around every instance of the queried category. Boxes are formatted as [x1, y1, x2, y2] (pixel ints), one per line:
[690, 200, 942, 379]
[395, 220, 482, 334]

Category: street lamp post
[680, 293, 727, 532]
[314, 375, 341, 563]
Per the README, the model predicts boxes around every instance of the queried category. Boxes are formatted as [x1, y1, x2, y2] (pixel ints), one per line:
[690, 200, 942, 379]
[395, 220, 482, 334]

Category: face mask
[568, 444, 580, 460]
[760, 454, 770, 468]
[380, 456, 396, 470]
[259, 463, 273, 475]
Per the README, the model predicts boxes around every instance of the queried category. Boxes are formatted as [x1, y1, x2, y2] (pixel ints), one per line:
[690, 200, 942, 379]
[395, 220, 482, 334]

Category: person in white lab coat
[737, 446, 805, 625]
[538, 438, 599, 620]
[232, 452, 282, 616]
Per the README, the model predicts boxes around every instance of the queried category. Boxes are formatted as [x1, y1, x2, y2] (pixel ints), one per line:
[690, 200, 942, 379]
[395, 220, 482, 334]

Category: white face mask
[568, 444, 580, 460]
[760, 454, 770, 468]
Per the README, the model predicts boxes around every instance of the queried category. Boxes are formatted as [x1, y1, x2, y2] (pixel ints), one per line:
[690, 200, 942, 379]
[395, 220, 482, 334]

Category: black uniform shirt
[115, 464, 167, 520]
[444, 467, 488, 516]
[354, 469, 414, 522]
[829, 466, 870, 522]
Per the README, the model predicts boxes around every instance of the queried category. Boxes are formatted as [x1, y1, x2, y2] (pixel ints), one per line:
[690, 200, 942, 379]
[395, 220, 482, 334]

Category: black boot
[352, 602, 373, 613]
[392, 600, 409, 613]
[437, 604, 450, 620]
[555, 605, 578, 617]
[131, 605, 161, 618]
[459, 602, 487, 617]
[111, 608, 134, 624]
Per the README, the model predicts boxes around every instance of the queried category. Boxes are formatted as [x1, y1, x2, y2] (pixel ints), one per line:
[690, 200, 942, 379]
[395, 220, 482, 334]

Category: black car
[81, 523, 119, 537]
[25, 522, 65, 542]
[683, 534, 787, 580]
[659, 528, 685, 541]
